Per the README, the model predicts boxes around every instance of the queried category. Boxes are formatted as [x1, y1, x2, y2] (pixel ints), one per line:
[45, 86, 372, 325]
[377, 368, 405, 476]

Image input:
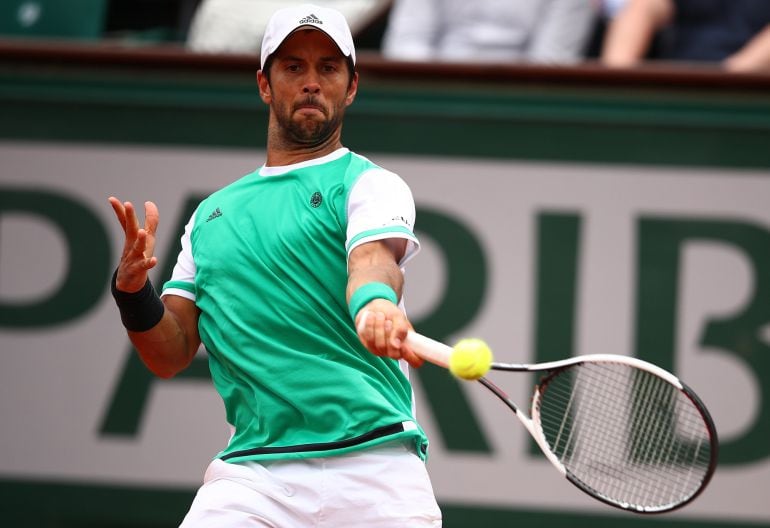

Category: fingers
[143, 201, 159, 258]
[356, 307, 398, 358]
[109, 197, 158, 252]
[108, 197, 139, 242]
[355, 302, 423, 368]
[144, 201, 160, 236]
[109, 197, 160, 292]
[132, 229, 158, 268]
[122, 202, 150, 259]
[108, 196, 127, 231]
[399, 340, 424, 369]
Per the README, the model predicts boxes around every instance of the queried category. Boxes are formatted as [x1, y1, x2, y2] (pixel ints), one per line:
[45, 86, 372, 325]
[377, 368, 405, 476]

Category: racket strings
[535, 362, 714, 511]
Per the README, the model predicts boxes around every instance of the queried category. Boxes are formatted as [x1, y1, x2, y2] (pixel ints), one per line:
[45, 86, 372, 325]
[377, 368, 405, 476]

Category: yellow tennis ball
[449, 338, 493, 380]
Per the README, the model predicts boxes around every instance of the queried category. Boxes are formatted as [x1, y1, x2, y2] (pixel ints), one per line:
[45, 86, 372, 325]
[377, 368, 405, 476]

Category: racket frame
[405, 331, 719, 514]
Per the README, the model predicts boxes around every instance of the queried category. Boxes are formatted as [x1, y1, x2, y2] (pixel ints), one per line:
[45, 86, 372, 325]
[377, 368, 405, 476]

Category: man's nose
[303, 73, 321, 94]
[303, 82, 321, 94]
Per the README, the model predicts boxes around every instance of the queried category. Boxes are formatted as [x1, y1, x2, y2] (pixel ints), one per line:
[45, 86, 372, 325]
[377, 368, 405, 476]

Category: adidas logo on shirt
[206, 207, 222, 222]
[298, 13, 322, 25]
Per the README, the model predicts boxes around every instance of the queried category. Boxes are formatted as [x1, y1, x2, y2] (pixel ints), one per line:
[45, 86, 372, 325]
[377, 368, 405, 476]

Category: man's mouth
[295, 99, 325, 115]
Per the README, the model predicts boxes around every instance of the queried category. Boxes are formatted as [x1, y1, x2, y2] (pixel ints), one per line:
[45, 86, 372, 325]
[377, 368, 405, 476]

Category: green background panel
[1, 48, 770, 168]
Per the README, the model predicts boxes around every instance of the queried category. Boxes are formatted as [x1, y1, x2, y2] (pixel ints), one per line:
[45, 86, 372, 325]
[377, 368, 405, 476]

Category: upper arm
[161, 293, 202, 355]
[163, 210, 197, 296]
[345, 168, 420, 267]
[159, 210, 201, 359]
[348, 239, 406, 274]
[162, 292, 200, 331]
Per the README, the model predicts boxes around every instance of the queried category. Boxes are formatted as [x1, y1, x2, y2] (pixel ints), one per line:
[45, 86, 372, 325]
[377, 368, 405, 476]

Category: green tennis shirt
[163, 149, 428, 462]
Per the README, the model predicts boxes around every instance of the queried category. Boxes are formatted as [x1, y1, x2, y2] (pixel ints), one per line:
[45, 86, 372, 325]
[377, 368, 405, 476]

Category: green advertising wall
[2, 46, 770, 168]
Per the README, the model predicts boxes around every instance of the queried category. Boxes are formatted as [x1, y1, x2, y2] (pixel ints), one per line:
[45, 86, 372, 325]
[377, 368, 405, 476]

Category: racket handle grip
[406, 331, 452, 368]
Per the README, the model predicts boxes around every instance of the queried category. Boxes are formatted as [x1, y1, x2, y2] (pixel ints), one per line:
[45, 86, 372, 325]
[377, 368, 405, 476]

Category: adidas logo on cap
[298, 13, 322, 25]
[261, 5, 356, 68]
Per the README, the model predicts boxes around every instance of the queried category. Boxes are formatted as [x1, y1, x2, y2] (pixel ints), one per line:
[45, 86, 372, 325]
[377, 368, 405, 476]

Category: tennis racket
[406, 331, 718, 514]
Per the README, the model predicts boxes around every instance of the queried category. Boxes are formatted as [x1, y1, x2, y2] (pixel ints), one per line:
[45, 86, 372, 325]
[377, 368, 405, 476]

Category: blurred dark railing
[2, 38, 770, 90]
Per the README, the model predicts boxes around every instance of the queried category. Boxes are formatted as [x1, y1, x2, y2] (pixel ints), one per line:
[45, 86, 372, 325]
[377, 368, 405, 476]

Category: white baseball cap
[260, 4, 356, 70]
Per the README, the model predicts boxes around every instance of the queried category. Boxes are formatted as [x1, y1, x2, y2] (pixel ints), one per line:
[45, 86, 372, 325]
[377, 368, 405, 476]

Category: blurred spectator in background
[381, 0, 596, 64]
[600, 0, 629, 19]
[0, 0, 198, 43]
[584, 0, 629, 58]
[106, 0, 200, 42]
[187, 0, 388, 53]
[601, 0, 770, 72]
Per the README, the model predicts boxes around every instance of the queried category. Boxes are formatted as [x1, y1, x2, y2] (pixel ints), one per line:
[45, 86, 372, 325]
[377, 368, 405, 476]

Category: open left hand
[108, 197, 159, 293]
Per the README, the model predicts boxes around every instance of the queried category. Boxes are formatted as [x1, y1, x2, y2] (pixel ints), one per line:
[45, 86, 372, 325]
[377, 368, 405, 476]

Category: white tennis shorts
[179, 441, 442, 527]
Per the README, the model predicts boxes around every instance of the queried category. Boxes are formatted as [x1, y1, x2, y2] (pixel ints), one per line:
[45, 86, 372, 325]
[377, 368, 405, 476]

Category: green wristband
[348, 282, 398, 321]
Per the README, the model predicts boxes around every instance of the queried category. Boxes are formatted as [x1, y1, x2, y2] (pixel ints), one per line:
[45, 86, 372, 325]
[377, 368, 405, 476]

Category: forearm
[725, 25, 770, 72]
[601, 0, 674, 67]
[128, 305, 199, 379]
[346, 240, 405, 302]
[347, 257, 403, 303]
[112, 272, 200, 378]
[346, 239, 422, 366]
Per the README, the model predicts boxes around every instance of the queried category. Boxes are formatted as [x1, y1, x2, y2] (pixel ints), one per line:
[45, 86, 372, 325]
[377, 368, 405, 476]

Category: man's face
[259, 29, 358, 146]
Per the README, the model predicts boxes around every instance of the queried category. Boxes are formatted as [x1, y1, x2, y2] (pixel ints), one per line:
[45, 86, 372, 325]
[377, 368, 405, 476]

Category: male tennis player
[108, 3, 441, 526]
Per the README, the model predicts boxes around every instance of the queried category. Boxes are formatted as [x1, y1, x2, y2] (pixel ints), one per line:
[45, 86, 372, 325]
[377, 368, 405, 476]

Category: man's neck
[265, 124, 345, 167]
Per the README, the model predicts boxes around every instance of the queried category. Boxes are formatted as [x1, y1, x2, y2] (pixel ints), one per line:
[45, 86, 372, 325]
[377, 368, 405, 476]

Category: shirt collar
[258, 148, 349, 177]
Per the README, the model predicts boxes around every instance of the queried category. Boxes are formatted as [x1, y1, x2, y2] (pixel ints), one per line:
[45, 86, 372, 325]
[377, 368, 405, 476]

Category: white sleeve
[161, 209, 198, 301]
[346, 168, 420, 267]
[527, 0, 596, 63]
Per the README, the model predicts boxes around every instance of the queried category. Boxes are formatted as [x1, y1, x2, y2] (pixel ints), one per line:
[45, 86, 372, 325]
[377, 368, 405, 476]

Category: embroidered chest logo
[206, 207, 223, 222]
[310, 192, 323, 208]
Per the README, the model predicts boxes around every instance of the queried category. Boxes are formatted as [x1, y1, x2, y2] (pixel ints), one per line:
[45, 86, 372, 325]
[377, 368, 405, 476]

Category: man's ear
[345, 72, 359, 107]
[257, 70, 271, 103]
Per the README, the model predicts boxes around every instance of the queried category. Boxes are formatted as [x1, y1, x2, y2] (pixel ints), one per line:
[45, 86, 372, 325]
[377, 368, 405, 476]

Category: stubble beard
[273, 97, 345, 147]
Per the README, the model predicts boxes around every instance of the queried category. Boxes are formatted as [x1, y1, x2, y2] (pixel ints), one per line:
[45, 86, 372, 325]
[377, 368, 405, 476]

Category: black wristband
[110, 269, 165, 332]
